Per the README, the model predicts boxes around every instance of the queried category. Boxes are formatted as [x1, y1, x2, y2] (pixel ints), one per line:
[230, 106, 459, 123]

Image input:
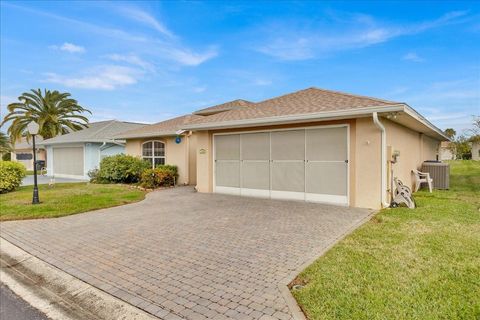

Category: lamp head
[27, 121, 40, 135]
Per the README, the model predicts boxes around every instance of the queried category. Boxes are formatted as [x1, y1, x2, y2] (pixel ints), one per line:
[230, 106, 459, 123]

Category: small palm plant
[1, 89, 91, 141]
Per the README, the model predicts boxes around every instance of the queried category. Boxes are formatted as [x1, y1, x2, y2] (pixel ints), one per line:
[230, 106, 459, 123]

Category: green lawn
[0, 183, 145, 221]
[292, 160, 480, 319]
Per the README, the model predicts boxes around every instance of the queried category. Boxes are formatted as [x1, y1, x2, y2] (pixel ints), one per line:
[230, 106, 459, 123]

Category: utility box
[421, 161, 450, 189]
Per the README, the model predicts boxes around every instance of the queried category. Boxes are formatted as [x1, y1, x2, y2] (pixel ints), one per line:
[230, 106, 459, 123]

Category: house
[11, 137, 46, 171]
[439, 141, 456, 160]
[40, 120, 145, 179]
[472, 140, 480, 160]
[120, 87, 448, 209]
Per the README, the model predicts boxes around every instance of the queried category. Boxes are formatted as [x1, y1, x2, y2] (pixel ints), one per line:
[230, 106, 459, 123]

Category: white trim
[213, 123, 351, 136]
[271, 190, 305, 201]
[305, 193, 348, 206]
[241, 188, 270, 198]
[215, 186, 241, 195]
[213, 124, 350, 206]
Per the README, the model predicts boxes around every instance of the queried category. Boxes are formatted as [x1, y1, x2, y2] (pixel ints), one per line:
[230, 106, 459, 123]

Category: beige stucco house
[118, 88, 448, 209]
[439, 141, 456, 160]
[472, 141, 480, 160]
[11, 137, 46, 171]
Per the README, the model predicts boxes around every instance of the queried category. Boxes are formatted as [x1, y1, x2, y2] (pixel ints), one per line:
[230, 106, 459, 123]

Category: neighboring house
[120, 87, 448, 209]
[439, 141, 456, 160]
[11, 137, 46, 171]
[472, 141, 480, 160]
[40, 120, 145, 179]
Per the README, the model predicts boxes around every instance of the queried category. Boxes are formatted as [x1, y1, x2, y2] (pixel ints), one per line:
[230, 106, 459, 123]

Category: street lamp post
[27, 122, 40, 204]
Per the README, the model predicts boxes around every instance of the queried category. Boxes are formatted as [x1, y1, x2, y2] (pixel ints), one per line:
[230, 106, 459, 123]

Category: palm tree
[1, 89, 91, 142]
[0, 131, 11, 154]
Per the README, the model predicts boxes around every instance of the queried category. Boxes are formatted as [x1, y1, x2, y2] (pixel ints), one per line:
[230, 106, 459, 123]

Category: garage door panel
[53, 147, 83, 176]
[306, 162, 347, 196]
[241, 133, 270, 160]
[306, 127, 347, 161]
[215, 161, 240, 188]
[241, 161, 270, 190]
[271, 130, 305, 160]
[215, 135, 240, 160]
[272, 162, 305, 192]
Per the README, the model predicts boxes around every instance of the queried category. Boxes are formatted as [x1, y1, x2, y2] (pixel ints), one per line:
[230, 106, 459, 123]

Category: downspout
[372, 112, 390, 208]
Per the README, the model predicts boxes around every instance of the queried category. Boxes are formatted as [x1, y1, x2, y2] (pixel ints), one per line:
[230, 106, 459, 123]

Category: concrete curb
[278, 209, 377, 320]
[0, 237, 158, 320]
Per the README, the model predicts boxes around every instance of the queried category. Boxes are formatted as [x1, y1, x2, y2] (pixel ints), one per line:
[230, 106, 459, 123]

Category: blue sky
[1, 1, 479, 133]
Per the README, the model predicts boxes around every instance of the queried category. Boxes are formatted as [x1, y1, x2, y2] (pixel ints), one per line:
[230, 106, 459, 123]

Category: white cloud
[256, 11, 469, 60]
[163, 46, 218, 66]
[49, 42, 85, 53]
[105, 54, 153, 71]
[7, 3, 217, 67]
[403, 52, 424, 62]
[44, 65, 142, 90]
[397, 78, 480, 132]
[116, 6, 174, 38]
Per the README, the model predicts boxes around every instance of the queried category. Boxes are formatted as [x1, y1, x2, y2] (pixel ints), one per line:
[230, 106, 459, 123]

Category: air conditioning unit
[421, 161, 450, 189]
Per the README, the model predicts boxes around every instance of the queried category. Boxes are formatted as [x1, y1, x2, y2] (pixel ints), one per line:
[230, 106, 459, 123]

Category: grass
[292, 160, 480, 320]
[0, 183, 145, 221]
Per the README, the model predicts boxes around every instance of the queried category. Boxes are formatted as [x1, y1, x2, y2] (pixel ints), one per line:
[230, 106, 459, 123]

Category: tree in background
[1, 89, 91, 142]
[444, 128, 456, 139]
[0, 131, 12, 155]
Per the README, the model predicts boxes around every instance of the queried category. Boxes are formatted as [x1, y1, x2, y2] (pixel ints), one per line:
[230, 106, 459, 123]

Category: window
[142, 141, 165, 168]
[16, 153, 33, 160]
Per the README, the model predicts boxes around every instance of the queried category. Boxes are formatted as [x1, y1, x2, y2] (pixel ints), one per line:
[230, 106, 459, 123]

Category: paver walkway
[1, 187, 371, 320]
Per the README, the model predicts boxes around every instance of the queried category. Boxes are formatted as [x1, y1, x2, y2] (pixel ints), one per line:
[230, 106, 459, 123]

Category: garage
[52, 147, 84, 177]
[213, 125, 349, 205]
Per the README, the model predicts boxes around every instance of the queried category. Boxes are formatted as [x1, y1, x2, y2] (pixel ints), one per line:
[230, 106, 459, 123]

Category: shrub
[87, 168, 101, 183]
[0, 161, 27, 193]
[96, 154, 150, 184]
[140, 165, 179, 189]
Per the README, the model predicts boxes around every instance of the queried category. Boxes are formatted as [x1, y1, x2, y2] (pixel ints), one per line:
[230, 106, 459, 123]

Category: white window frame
[142, 140, 166, 168]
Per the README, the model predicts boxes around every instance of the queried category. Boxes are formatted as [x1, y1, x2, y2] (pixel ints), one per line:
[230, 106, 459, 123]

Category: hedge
[140, 165, 179, 189]
[0, 161, 27, 193]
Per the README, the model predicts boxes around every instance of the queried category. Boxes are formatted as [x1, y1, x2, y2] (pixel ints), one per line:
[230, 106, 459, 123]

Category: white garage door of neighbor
[214, 126, 349, 205]
[53, 147, 84, 176]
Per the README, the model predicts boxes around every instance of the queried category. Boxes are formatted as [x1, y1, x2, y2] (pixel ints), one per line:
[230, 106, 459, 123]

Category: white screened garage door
[214, 126, 349, 205]
[53, 147, 84, 177]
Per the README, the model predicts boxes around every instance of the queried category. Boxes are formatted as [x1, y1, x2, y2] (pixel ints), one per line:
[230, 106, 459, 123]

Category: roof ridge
[308, 87, 401, 104]
[252, 87, 400, 107]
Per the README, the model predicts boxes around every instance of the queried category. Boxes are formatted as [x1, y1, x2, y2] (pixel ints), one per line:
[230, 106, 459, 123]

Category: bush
[0, 161, 27, 193]
[96, 154, 150, 184]
[140, 165, 179, 189]
[2, 153, 11, 161]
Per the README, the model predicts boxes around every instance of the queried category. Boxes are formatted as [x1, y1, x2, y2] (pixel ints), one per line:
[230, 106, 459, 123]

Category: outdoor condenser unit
[421, 161, 450, 189]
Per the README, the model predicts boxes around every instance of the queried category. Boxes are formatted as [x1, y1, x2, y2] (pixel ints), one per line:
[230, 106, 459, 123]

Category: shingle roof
[40, 120, 145, 145]
[193, 99, 254, 115]
[116, 115, 204, 139]
[187, 87, 401, 126]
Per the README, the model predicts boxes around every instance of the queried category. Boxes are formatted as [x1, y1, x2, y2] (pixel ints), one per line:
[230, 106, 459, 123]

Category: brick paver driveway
[1, 187, 371, 320]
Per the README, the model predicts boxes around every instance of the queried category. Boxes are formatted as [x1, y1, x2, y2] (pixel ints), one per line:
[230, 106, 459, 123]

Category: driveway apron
[1, 187, 371, 320]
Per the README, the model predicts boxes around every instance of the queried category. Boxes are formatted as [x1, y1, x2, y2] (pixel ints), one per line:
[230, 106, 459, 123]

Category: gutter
[372, 112, 390, 208]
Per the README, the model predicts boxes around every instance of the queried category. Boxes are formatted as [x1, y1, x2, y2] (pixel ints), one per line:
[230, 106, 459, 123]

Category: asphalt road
[0, 284, 48, 320]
